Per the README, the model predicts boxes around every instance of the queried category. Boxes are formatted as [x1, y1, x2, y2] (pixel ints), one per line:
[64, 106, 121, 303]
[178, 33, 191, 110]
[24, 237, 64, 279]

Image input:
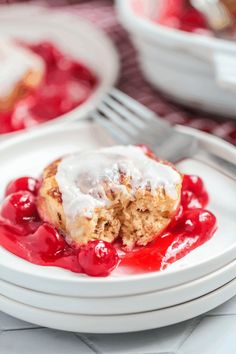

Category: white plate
[1, 278, 236, 333]
[1, 259, 236, 315]
[0, 122, 235, 297]
[0, 4, 119, 140]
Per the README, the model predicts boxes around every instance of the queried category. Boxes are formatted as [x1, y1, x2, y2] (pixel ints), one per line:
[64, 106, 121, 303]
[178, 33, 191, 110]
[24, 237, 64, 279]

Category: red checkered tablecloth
[2, 0, 236, 144]
[66, 0, 236, 145]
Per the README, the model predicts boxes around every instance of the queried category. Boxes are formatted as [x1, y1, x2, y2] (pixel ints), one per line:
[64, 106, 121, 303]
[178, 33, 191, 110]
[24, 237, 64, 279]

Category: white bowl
[116, 0, 236, 118]
[0, 122, 235, 298]
[0, 4, 119, 140]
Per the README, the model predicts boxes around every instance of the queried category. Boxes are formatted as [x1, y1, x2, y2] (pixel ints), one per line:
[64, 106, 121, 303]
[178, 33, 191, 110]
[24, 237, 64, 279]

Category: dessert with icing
[0, 39, 45, 111]
[0, 39, 97, 134]
[0, 145, 217, 277]
[38, 145, 182, 249]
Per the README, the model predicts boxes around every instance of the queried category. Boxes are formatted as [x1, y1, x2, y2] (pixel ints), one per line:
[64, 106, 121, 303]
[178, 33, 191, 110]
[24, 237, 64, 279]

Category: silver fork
[91, 88, 236, 179]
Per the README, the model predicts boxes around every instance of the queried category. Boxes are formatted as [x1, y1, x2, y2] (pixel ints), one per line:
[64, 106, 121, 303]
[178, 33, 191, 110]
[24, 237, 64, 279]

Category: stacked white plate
[0, 122, 235, 333]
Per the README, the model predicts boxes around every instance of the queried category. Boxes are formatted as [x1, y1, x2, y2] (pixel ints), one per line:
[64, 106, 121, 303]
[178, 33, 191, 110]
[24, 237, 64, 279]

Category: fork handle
[195, 150, 236, 180]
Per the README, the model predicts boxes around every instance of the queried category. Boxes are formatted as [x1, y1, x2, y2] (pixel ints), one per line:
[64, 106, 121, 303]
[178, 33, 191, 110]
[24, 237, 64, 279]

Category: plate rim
[0, 277, 235, 333]
[0, 257, 236, 315]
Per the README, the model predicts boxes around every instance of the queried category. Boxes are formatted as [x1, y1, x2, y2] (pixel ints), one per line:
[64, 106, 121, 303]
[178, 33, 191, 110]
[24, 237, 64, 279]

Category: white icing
[56, 145, 181, 220]
[0, 39, 44, 99]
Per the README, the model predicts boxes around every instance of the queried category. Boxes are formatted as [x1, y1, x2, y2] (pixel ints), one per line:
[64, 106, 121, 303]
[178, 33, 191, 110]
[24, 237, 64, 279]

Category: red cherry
[181, 175, 209, 209]
[180, 8, 207, 32]
[11, 97, 37, 130]
[198, 191, 209, 208]
[1, 192, 39, 224]
[159, 209, 216, 267]
[31, 87, 66, 120]
[0, 111, 16, 134]
[29, 223, 66, 258]
[171, 209, 216, 237]
[181, 190, 203, 209]
[155, 0, 185, 28]
[71, 62, 97, 86]
[29, 42, 62, 68]
[5, 177, 39, 196]
[78, 240, 119, 276]
[182, 175, 204, 195]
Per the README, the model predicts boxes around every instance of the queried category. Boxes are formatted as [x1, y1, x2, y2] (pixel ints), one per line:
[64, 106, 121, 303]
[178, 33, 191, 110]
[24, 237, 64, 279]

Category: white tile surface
[0, 328, 93, 354]
[80, 319, 200, 354]
[0, 312, 39, 331]
[208, 295, 236, 315]
[180, 315, 236, 354]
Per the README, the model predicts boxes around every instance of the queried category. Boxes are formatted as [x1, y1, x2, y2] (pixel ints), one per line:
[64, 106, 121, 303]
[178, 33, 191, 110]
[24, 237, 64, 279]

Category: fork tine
[98, 102, 138, 136]
[91, 111, 131, 144]
[110, 88, 165, 124]
[104, 95, 145, 130]
[110, 89, 172, 136]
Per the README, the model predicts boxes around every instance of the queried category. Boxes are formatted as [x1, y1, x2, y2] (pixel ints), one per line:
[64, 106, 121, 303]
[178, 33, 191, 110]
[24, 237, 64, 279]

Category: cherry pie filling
[0, 152, 217, 277]
[137, 0, 236, 35]
[0, 41, 97, 134]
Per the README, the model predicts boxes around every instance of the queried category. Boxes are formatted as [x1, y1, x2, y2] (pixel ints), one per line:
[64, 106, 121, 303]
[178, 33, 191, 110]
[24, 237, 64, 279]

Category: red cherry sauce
[121, 175, 216, 272]
[0, 174, 216, 276]
[0, 41, 97, 134]
[151, 0, 210, 33]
